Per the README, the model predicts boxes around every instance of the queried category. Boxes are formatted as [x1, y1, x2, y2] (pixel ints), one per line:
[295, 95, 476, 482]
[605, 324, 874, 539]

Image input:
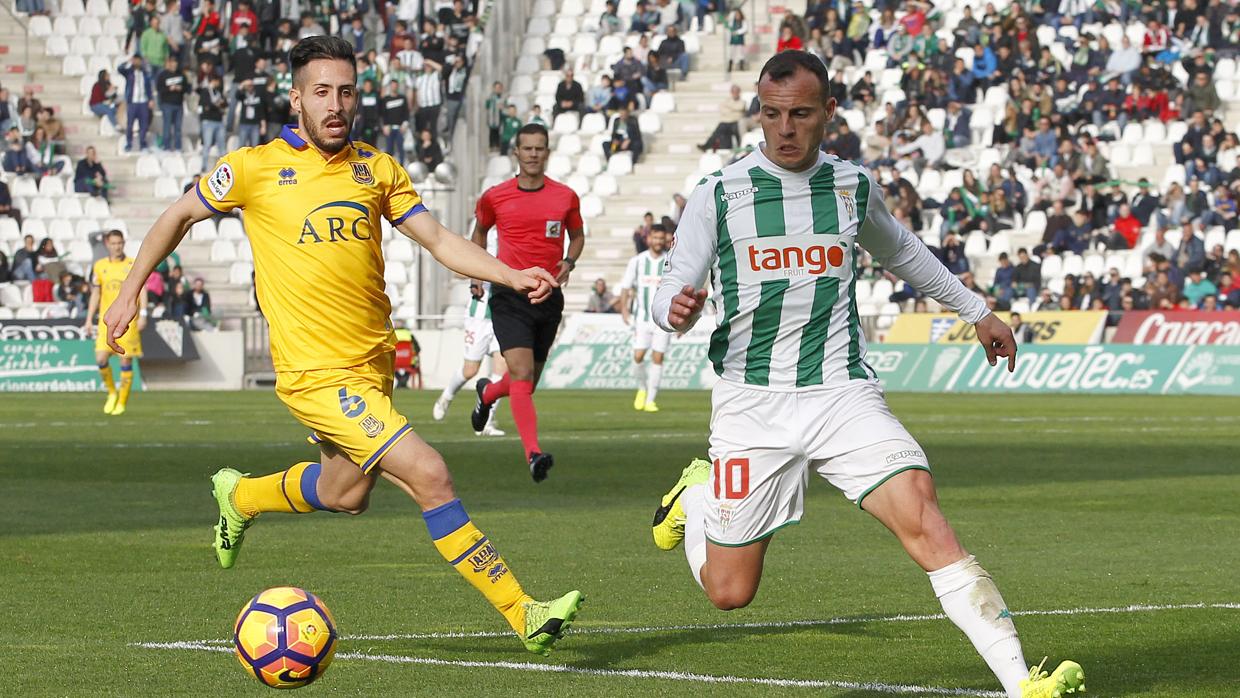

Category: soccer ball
[233, 586, 338, 689]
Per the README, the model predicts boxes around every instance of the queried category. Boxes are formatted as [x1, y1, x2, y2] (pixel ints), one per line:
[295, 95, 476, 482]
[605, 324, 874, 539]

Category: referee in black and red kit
[470, 123, 585, 482]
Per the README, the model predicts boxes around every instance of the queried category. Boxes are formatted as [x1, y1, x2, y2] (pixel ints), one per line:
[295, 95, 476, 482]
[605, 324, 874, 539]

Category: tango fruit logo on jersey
[745, 237, 847, 278]
[298, 201, 375, 245]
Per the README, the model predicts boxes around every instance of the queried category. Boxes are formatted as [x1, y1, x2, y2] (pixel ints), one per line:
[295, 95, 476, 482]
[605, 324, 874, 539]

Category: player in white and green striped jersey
[649, 53, 1083, 698]
[619, 225, 670, 412]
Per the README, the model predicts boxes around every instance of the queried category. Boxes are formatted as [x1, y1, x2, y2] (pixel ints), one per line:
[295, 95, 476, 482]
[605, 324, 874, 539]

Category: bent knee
[320, 489, 371, 515]
[706, 584, 758, 611]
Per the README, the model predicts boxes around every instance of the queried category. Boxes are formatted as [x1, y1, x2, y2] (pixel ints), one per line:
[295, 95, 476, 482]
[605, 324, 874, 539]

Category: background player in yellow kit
[101, 36, 583, 656]
[85, 229, 147, 415]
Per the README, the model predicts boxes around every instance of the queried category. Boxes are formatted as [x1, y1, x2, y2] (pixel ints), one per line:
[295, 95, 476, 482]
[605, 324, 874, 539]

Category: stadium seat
[45, 35, 69, 57]
[1217, 81, 1236, 102]
[210, 240, 237, 262]
[560, 0, 585, 16]
[56, 198, 84, 219]
[697, 152, 724, 173]
[46, 218, 74, 243]
[21, 219, 47, 240]
[37, 176, 65, 197]
[15, 307, 40, 320]
[53, 16, 77, 36]
[11, 176, 38, 198]
[566, 173, 591, 196]
[1120, 122, 1143, 144]
[69, 36, 94, 56]
[1143, 120, 1167, 143]
[580, 194, 604, 219]
[591, 172, 618, 198]
[161, 155, 188, 178]
[485, 156, 513, 178]
[153, 176, 181, 198]
[551, 17, 577, 37]
[576, 152, 604, 177]
[228, 261, 254, 286]
[0, 218, 19, 242]
[853, 279, 873, 304]
[1040, 254, 1063, 280]
[62, 55, 87, 77]
[78, 15, 102, 35]
[28, 15, 52, 36]
[190, 219, 218, 241]
[101, 217, 127, 235]
[556, 133, 583, 156]
[552, 112, 580, 135]
[74, 217, 100, 238]
[1023, 209, 1048, 239]
[546, 154, 573, 179]
[135, 154, 162, 178]
[67, 240, 93, 263]
[383, 263, 408, 285]
[388, 238, 415, 263]
[1203, 227, 1226, 251]
[1010, 298, 1031, 314]
[527, 17, 553, 36]
[238, 239, 253, 262]
[649, 92, 675, 113]
[870, 278, 894, 301]
[579, 112, 607, 135]
[520, 36, 546, 57]
[30, 197, 56, 219]
[637, 111, 661, 135]
[102, 16, 126, 35]
[1130, 144, 1154, 167]
[400, 282, 419, 308]
[607, 152, 633, 176]
[531, 0, 556, 17]
[963, 233, 988, 262]
[0, 307, 12, 320]
[1083, 253, 1106, 277]
[218, 218, 245, 240]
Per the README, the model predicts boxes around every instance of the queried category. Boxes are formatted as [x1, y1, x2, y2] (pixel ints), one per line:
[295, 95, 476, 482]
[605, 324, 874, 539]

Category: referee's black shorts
[488, 286, 564, 362]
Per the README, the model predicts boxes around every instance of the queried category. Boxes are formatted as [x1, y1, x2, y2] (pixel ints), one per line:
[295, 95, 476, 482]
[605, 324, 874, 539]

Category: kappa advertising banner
[0, 318, 200, 361]
[540, 313, 721, 390]
[1111, 311, 1240, 345]
[0, 339, 142, 392]
[868, 344, 1240, 395]
[884, 311, 1107, 345]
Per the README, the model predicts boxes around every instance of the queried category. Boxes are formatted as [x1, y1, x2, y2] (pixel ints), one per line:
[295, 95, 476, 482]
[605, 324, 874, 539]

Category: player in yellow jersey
[102, 36, 583, 656]
[85, 230, 147, 415]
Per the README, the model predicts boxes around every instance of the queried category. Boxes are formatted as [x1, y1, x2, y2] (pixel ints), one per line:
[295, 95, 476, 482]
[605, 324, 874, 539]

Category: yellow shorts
[276, 352, 412, 474]
[96, 320, 143, 357]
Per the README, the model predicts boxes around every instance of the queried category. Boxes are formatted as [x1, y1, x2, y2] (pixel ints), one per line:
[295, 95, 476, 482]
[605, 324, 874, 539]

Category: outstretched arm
[652, 178, 717, 332]
[397, 210, 557, 303]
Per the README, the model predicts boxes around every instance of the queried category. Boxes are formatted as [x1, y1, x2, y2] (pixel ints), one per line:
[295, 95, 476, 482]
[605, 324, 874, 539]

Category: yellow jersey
[93, 255, 136, 313]
[196, 126, 426, 372]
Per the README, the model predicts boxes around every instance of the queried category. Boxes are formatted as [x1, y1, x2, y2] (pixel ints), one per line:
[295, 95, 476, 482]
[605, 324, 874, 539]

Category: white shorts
[705, 379, 930, 547]
[462, 317, 500, 362]
[633, 320, 671, 353]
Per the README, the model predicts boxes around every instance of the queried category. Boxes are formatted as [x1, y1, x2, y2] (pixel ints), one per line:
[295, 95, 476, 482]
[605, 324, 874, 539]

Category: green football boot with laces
[1021, 657, 1085, 698]
[211, 468, 254, 569]
[521, 590, 584, 656]
[651, 458, 711, 551]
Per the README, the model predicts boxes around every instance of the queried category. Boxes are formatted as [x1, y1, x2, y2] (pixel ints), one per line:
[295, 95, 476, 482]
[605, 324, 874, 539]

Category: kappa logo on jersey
[721, 185, 758, 202]
[207, 163, 233, 199]
[545, 221, 562, 239]
[298, 201, 375, 244]
[351, 162, 374, 185]
[747, 240, 847, 277]
[278, 167, 297, 186]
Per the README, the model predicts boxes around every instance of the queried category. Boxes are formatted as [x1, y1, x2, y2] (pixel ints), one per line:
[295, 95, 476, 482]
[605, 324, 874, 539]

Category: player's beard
[302, 111, 352, 154]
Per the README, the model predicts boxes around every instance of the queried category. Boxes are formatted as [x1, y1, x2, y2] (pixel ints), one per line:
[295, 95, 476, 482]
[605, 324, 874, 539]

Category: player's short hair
[516, 122, 549, 147]
[290, 36, 357, 86]
[651, 224, 667, 233]
[103, 229, 124, 241]
[759, 50, 831, 103]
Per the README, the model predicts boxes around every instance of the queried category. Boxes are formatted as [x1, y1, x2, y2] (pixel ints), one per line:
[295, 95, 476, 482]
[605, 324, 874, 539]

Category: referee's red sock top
[508, 380, 541, 459]
[483, 374, 511, 404]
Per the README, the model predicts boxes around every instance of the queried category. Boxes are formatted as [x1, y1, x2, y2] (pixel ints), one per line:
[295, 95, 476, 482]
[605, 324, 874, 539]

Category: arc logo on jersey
[351, 162, 374, 185]
[741, 235, 850, 281]
[298, 200, 375, 244]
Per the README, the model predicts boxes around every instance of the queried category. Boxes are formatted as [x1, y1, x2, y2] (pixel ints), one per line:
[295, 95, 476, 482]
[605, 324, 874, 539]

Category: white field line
[131, 641, 1002, 696]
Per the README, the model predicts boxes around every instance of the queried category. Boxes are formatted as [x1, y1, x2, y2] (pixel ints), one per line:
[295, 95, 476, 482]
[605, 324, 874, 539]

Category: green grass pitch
[2, 389, 1238, 696]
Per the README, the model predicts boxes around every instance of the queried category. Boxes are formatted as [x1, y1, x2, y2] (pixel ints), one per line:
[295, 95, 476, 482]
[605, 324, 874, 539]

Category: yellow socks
[423, 499, 533, 634]
[99, 364, 115, 393]
[117, 365, 134, 407]
[233, 462, 326, 518]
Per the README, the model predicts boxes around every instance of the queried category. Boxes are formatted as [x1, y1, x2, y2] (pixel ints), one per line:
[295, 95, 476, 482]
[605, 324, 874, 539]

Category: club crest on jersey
[278, 167, 297, 186]
[838, 189, 856, 218]
[545, 221, 562, 239]
[351, 162, 375, 185]
[360, 414, 384, 438]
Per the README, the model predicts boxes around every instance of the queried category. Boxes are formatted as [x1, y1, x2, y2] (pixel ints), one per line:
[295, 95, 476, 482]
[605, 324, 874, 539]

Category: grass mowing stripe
[167, 600, 1240, 644]
[132, 643, 1003, 696]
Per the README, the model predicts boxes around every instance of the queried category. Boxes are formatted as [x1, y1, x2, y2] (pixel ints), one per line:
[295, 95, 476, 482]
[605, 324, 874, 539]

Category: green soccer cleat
[651, 458, 711, 551]
[643, 401, 659, 413]
[211, 468, 255, 569]
[521, 590, 584, 657]
[633, 389, 646, 410]
[103, 392, 118, 414]
[1021, 657, 1086, 698]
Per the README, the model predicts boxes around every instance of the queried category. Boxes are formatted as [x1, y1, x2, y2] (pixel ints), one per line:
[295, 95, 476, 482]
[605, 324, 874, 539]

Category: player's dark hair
[759, 50, 831, 103]
[651, 224, 667, 233]
[516, 122, 549, 147]
[104, 229, 124, 241]
[290, 36, 357, 86]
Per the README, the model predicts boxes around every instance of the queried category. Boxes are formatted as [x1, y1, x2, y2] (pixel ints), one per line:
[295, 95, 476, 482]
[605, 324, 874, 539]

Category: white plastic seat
[0, 218, 19, 241]
[228, 261, 254, 285]
[527, 17, 553, 36]
[84, 198, 110, 218]
[1040, 254, 1063, 281]
[556, 133, 583, 156]
[606, 151, 633, 176]
[1130, 144, 1154, 167]
[571, 35, 598, 58]
[190, 219, 218, 241]
[1143, 121, 1167, 143]
[210, 239, 237, 262]
[560, 0, 585, 16]
[67, 239, 93, 263]
[579, 112, 607, 135]
[74, 217, 100, 237]
[1120, 122, 1143, 144]
[591, 172, 618, 198]
[566, 173, 591, 196]
[521, 36, 546, 57]
[649, 92, 675, 114]
[546, 154, 574, 179]
[551, 112, 580, 135]
[1082, 253, 1106, 277]
[62, 55, 87, 76]
[56, 198, 85, 219]
[388, 238, 415, 263]
[485, 156, 513, 178]
[551, 17, 578, 37]
[30, 197, 57, 219]
[101, 217, 127, 235]
[28, 15, 52, 36]
[382, 262, 408, 285]
[21, 219, 48, 240]
[135, 154, 162, 178]
[576, 153, 604, 177]
[38, 176, 66, 197]
[161, 155, 187, 178]
[218, 218, 245, 240]
[85, 0, 109, 15]
[870, 278, 894, 301]
[12, 176, 38, 198]
[531, 0, 556, 17]
[153, 176, 181, 198]
[45, 36, 69, 57]
[53, 16, 77, 35]
[78, 15, 102, 35]
[697, 152, 724, 173]
[69, 36, 94, 56]
[94, 35, 122, 57]
[102, 16, 126, 36]
[61, 0, 86, 15]
[48, 218, 75, 242]
[237, 239, 252, 262]
[637, 111, 661, 135]
[579, 194, 604, 219]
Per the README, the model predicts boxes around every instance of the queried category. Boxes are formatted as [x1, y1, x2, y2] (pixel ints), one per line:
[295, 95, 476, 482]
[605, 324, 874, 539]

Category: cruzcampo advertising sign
[541, 313, 720, 390]
[0, 339, 141, 392]
[868, 344, 1240, 395]
[885, 311, 1107, 344]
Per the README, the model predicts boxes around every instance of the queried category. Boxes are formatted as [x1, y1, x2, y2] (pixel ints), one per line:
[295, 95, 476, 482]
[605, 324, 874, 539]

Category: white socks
[681, 483, 707, 589]
[634, 361, 648, 391]
[928, 555, 1027, 698]
[647, 363, 663, 404]
[443, 368, 468, 401]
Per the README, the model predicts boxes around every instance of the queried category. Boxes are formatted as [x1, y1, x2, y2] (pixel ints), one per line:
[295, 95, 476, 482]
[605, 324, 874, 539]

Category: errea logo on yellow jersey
[297, 201, 375, 244]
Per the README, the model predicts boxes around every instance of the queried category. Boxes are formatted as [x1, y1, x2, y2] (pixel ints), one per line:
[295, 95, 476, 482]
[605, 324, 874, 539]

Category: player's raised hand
[508, 266, 559, 304]
[667, 285, 707, 332]
[975, 312, 1017, 373]
[101, 295, 138, 355]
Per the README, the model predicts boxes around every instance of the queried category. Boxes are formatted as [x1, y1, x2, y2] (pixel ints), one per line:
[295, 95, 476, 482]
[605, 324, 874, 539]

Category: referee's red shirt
[476, 178, 583, 273]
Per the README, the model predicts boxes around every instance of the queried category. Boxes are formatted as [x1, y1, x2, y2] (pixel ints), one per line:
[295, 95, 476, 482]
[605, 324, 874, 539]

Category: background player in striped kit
[432, 276, 506, 436]
[648, 51, 1082, 698]
[619, 224, 670, 413]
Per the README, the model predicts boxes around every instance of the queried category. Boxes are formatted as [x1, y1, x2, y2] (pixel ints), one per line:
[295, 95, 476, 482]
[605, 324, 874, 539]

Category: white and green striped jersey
[466, 285, 492, 320]
[653, 147, 988, 390]
[618, 250, 666, 323]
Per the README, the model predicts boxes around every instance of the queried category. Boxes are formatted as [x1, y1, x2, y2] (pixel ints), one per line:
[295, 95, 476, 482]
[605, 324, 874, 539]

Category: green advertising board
[0, 340, 141, 392]
[541, 314, 719, 390]
[869, 344, 1240, 395]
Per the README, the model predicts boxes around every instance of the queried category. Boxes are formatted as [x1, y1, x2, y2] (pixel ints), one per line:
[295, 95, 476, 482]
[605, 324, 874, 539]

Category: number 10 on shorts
[713, 458, 750, 500]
